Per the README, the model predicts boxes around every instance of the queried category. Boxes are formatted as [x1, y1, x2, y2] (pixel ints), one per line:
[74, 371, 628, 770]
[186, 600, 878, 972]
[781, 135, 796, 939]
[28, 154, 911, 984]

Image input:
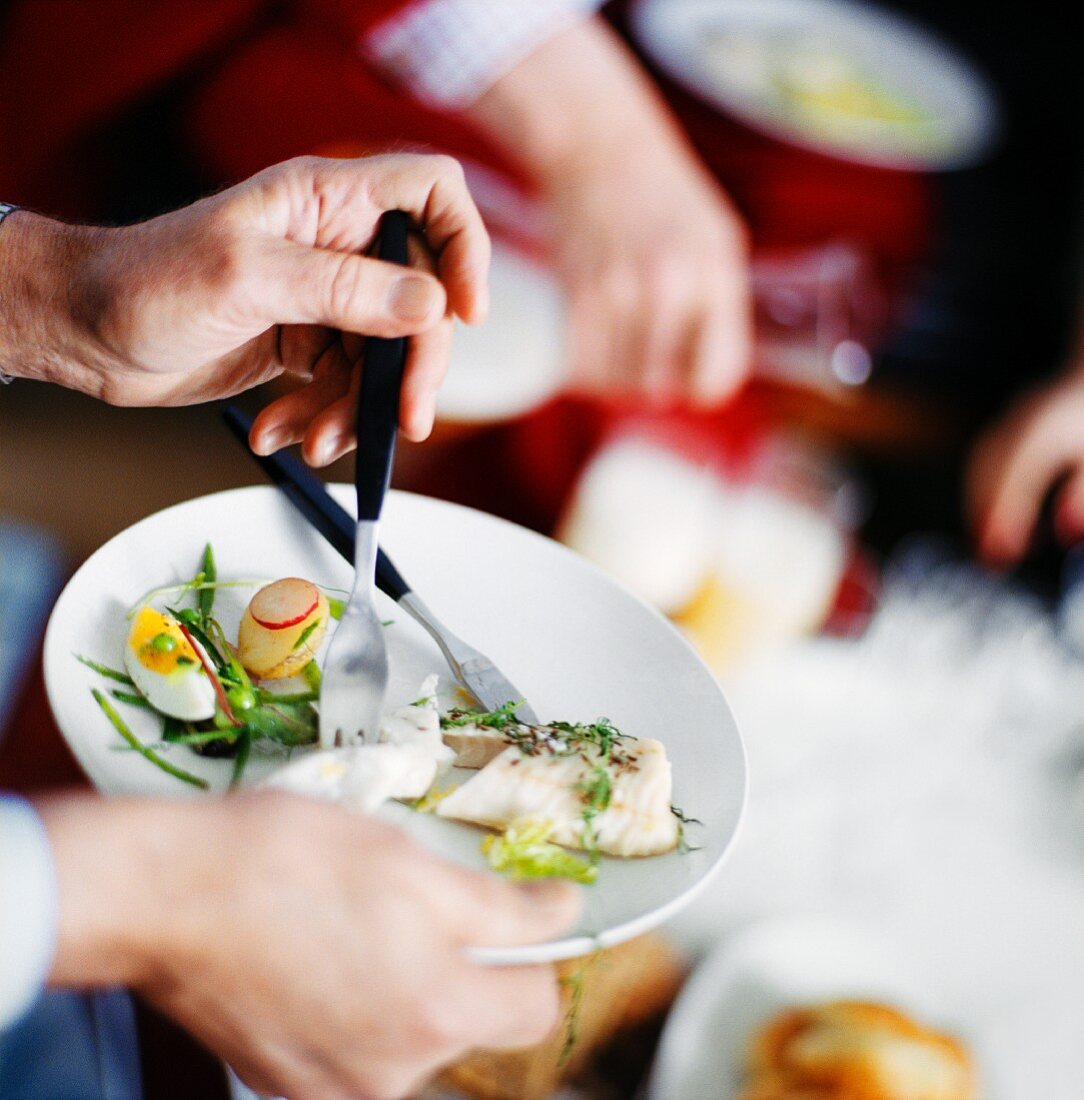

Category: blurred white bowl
[648, 914, 930, 1099]
[437, 243, 567, 423]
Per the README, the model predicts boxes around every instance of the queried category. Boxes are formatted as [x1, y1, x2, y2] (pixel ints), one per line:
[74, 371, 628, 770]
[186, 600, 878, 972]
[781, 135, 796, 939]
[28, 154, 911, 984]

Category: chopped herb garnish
[327, 597, 345, 621]
[441, 699, 523, 730]
[671, 804, 703, 854]
[558, 950, 603, 1067]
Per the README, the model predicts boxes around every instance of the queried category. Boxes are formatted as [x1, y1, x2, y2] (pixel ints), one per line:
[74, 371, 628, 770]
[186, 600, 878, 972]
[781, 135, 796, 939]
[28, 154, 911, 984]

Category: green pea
[150, 632, 177, 653]
[227, 686, 257, 714]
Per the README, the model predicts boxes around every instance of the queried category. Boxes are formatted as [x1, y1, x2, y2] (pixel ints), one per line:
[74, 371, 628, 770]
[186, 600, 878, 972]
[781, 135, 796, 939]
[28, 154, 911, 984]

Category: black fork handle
[355, 210, 410, 524]
[222, 405, 412, 601]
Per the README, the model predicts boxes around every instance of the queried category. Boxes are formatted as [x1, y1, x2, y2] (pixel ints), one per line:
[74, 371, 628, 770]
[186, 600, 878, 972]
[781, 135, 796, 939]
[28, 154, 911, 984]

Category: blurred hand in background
[468, 18, 752, 407]
[969, 337, 1084, 564]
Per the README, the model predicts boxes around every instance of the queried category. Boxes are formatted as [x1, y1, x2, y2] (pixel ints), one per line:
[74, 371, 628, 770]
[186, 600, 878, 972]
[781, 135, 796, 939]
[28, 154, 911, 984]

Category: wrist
[37, 795, 225, 992]
[0, 211, 113, 391]
[467, 18, 673, 185]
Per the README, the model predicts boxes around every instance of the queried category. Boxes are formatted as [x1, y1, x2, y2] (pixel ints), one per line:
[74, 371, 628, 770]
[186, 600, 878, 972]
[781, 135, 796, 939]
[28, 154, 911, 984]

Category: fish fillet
[437, 737, 679, 856]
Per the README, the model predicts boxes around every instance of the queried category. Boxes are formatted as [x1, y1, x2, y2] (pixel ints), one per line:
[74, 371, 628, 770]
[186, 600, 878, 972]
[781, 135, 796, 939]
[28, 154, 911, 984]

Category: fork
[317, 210, 409, 747]
[222, 404, 539, 723]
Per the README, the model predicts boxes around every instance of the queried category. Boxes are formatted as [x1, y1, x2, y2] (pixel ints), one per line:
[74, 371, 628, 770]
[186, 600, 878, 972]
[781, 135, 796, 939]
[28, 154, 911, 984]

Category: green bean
[91, 689, 208, 789]
[110, 689, 152, 709]
[198, 543, 216, 624]
[75, 655, 135, 685]
[230, 730, 252, 789]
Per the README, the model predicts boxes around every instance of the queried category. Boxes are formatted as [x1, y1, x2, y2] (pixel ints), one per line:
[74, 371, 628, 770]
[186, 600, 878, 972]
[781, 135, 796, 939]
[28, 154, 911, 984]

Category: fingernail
[310, 434, 338, 467]
[388, 276, 439, 324]
[416, 393, 437, 439]
[254, 426, 285, 455]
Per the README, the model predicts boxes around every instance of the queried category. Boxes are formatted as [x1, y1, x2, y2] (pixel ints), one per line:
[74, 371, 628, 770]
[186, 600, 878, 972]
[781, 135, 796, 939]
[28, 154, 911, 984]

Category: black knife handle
[222, 405, 413, 602]
[355, 210, 410, 524]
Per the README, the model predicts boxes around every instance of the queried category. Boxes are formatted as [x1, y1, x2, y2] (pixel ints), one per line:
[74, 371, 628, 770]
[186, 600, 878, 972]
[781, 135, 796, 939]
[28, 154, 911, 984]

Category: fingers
[688, 268, 752, 406]
[362, 154, 491, 325]
[253, 154, 490, 326]
[250, 310, 452, 458]
[400, 315, 454, 441]
[970, 389, 1084, 564]
[449, 961, 564, 1051]
[249, 340, 354, 460]
[1055, 466, 1084, 544]
[440, 865, 582, 951]
[254, 241, 447, 337]
[564, 252, 752, 408]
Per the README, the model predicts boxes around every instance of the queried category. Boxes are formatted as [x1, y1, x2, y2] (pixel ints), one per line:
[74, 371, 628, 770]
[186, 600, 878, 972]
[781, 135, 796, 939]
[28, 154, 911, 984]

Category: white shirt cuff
[0, 796, 58, 1029]
[363, 0, 604, 110]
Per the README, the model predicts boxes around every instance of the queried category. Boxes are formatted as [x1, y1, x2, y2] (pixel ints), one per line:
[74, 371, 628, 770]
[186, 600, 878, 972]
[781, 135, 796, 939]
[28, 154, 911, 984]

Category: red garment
[0, 1, 931, 530]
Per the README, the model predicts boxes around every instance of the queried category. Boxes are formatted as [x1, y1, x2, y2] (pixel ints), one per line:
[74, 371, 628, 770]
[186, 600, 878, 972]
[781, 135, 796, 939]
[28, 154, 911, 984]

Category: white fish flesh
[437, 737, 679, 856]
[266, 678, 452, 813]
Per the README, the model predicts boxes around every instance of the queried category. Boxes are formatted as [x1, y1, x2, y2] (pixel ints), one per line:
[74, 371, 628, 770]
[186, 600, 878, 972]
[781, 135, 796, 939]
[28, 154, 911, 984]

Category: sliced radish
[249, 578, 320, 630]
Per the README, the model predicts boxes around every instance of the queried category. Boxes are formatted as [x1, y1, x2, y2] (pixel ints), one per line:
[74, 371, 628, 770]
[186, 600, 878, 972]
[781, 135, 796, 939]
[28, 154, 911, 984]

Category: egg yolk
[128, 607, 202, 676]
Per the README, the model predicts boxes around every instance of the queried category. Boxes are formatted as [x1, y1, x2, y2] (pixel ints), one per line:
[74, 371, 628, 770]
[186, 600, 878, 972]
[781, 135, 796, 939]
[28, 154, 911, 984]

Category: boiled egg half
[124, 606, 216, 721]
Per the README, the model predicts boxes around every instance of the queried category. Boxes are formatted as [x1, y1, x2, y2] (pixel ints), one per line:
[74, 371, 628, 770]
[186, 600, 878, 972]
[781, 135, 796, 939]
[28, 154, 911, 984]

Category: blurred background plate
[631, 0, 998, 171]
[647, 914, 939, 1099]
[437, 242, 567, 423]
[42, 486, 746, 965]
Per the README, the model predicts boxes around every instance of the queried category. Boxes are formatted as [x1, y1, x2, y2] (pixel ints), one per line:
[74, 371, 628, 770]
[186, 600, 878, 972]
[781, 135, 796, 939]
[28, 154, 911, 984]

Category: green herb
[256, 688, 319, 705]
[242, 702, 319, 746]
[482, 819, 598, 885]
[110, 689, 152, 709]
[327, 597, 345, 621]
[175, 656, 195, 667]
[441, 699, 523, 730]
[230, 729, 252, 788]
[167, 612, 230, 677]
[197, 543, 216, 624]
[164, 729, 241, 746]
[558, 950, 602, 1067]
[302, 660, 322, 694]
[381, 619, 395, 627]
[162, 717, 189, 741]
[549, 717, 628, 760]
[575, 764, 613, 858]
[291, 618, 322, 651]
[91, 689, 208, 789]
[76, 655, 135, 686]
[671, 804, 703, 854]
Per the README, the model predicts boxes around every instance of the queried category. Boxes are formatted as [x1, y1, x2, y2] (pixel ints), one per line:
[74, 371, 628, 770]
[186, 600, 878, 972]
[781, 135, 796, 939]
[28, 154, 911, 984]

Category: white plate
[648, 914, 934, 1099]
[42, 486, 746, 965]
[632, 0, 998, 171]
[437, 242, 567, 423]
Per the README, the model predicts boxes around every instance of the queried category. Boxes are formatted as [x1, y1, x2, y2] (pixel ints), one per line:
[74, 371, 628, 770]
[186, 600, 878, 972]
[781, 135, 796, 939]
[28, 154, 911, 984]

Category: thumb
[255, 239, 447, 336]
[445, 870, 582, 951]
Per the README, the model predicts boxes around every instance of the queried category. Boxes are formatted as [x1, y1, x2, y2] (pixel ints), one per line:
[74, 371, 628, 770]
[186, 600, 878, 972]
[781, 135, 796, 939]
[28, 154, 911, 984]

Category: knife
[223, 405, 539, 722]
